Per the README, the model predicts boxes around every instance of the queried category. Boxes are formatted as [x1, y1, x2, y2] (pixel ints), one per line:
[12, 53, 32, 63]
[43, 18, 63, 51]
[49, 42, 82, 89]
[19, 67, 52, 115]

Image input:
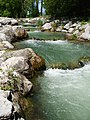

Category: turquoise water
[14, 39, 90, 120]
[28, 31, 65, 40]
[14, 39, 90, 66]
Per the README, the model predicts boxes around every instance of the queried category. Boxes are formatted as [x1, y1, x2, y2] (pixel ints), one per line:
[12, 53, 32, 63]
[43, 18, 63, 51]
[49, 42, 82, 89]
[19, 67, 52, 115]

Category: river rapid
[14, 32, 90, 120]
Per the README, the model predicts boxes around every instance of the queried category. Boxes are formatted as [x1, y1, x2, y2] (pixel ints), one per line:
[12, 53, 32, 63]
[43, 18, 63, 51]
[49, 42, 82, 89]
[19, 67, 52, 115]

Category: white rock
[1, 57, 29, 72]
[71, 23, 77, 27]
[20, 75, 33, 95]
[0, 50, 5, 57]
[11, 19, 18, 25]
[64, 21, 72, 30]
[56, 26, 62, 32]
[73, 30, 79, 35]
[0, 17, 11, 25]
[80, 32, 90, 40]
[0, 25, 14, 42]
[0, 23, 2, 27]
[2, 41, 14, 49]
[0, 33, 7, 41]
[61, 29, 68, 33]
[75, 23, 81, 29]
[0, 90, 10, 98]
[0, 96, 13, 119]
[12, 25, 23, 32]
[68, 28, 74, 33]
[84, 24, 90, 32]
[42, 23, 52, 30]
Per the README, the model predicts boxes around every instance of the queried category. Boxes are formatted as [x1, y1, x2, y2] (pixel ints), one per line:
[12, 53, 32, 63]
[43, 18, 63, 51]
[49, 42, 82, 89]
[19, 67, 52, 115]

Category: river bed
[14, 33, 90, 120]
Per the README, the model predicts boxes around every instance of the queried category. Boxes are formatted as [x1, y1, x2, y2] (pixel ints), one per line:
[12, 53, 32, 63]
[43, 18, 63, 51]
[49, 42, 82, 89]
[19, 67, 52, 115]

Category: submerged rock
[78, 56, 90, 66]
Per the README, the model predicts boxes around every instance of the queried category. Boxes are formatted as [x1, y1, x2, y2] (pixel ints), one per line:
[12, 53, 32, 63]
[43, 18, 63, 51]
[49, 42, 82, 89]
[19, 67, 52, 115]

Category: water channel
[14, 31, 90, 120]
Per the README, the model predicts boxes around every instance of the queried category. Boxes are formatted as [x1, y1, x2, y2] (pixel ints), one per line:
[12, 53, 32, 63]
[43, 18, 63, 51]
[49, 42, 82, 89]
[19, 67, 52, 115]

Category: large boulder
[11, 19, 18, 25]
[12, 26, 28, 39]
[0, 48, 46, 94]
[0, 17, 18, 26]
[0, 17, 11, 25]
[0, 57, 33, 95]
[80, 32, 90, 41]
[0, 25, 15, 42]
[42, 23, 52, 31]
[1, 48, 46, 72]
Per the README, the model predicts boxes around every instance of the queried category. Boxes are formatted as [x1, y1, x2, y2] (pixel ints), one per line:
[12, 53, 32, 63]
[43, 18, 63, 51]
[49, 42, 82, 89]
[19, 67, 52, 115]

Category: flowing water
[14, 33, 90, 120]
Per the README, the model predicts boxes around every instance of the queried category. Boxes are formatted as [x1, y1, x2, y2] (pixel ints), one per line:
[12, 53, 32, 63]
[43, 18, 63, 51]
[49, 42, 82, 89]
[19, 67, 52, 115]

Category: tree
[44, 0, 90, 19]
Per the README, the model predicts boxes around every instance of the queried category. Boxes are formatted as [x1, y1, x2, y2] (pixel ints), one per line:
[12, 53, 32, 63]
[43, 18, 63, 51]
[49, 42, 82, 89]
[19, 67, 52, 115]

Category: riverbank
[0, 17, 46, 120]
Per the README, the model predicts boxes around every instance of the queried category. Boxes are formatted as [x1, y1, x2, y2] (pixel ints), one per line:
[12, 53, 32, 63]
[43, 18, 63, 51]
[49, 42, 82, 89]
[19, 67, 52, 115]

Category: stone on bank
[0, 17, 46, 120]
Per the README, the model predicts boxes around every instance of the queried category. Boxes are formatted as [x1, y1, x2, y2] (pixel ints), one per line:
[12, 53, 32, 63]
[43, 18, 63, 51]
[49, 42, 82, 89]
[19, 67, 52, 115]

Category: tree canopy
[0, 0, 90, 19]
[44, 0, 90, 19]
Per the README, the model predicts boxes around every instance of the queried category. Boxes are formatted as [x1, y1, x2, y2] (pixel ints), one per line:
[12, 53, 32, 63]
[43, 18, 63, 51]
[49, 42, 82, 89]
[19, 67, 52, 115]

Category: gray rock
[0, 33, 7, 41]
[0, 25, 15, 42]
[12, 26, 28, 39]
[0, 95, 13, 119]
[80, 32, 90, 41]
[0, 17, 11, 25]
[73, 30, 80, 35]
[2, 41, 14, 49]
[56, 26, 62, 32]
[42, 23, 52, 31]
[11, 19, 18, 25]
[68, 28, 74, 33]
[62, 29, 67, 33]
[64, 21, 72, 30]
[1, 57, 29, 72]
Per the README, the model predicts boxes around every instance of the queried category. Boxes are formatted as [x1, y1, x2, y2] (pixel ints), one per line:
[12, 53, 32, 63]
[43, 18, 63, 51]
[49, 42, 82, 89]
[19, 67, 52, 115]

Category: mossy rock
[78, 56, 90, 66]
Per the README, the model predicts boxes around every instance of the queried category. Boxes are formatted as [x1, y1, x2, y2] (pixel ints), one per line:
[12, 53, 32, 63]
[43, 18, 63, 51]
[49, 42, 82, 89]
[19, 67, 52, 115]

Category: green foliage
[0, 70, 20, 90]
[36, 19, 43, 27]
[81, 20, 86, 25]
[51, 22, 58, 30]
[2, 10, 10, 17]
[44, 0, 90, 19]
[72, 34, 77, 40]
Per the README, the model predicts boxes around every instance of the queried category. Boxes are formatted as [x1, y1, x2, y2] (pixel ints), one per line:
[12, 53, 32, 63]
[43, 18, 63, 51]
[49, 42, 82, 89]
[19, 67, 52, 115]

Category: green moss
[81, 20, 86, 25]
[51, 22, 58, 31]
[36, 19, 43, 27]
[72, 34, 77, 40]
[0, 68, 3, 72]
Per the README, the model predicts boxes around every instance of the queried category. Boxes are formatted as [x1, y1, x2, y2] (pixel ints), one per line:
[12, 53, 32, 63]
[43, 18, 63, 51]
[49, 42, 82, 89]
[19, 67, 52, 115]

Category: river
[14, 32, 90, 120]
